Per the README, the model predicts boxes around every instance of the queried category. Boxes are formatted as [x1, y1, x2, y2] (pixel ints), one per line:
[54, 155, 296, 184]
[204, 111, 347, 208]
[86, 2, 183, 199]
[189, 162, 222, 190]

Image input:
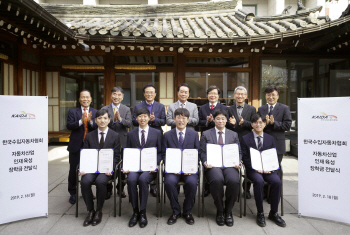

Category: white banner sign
[0, 96, 48, 224]
[298, 97, 350, 224]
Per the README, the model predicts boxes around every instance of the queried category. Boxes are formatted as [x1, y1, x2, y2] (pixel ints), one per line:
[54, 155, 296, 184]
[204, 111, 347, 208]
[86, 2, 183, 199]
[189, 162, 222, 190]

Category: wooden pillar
[175, 52, 185, 101]
[16, 42, 23, 95]
[39, 48, 46, 96]
[251, 53, 261, 109]
[104, 51, 114, 106]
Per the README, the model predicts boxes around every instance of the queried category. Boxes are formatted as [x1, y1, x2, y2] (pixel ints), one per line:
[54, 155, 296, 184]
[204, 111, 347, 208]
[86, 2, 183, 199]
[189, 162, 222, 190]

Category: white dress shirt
[79, 107, 93, 126]
[98, 127, 109, 143]
[138, 125, 150, 145]
[176, 127, 186, 141]
[253, 131, 264, 149]
[215, 127, 225, 145]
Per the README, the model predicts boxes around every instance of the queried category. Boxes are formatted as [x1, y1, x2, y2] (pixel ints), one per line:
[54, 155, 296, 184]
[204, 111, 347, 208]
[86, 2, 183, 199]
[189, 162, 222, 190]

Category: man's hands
[206, 114, 213, 124]
[150, 112, 155, 122]
[266, 115, 274, 125]
[113, 110, 122, 122]
[230, 116, 244, 126]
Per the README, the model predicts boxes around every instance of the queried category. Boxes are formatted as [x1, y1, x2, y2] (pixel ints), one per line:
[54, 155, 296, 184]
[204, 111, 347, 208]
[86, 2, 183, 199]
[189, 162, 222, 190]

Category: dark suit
[81, 128, 121, 211]
[66, 107, 97, 195]
[126, 127, 162, 212]
[227, 103, 256, 140]
[258, 103, 292, 163]
[241, 132, 282, 213]
[162, 128, 200, 216]
[198, 103, 228, 132]
[200, 128, 241, 214]
[132, 101, 166, 133]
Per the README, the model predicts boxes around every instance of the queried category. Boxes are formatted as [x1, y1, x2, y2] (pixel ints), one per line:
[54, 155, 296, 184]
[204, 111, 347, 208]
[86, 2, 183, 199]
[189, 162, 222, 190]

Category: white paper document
[80, 149, 99, 173]
[141, 147, 157, 171]
[165, 148, 182, 173]
[182, 149, 198, 174]
[123, 148, 141, 172]
[98, 149, 114, 173]
[250, 148, 279, 172]
[206, 144, 240, 168]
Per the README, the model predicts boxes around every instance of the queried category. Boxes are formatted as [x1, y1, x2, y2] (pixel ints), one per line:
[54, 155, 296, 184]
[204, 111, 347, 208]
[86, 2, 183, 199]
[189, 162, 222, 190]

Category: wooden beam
[104, 52, 114, 106]
[250, 53, 260, 109]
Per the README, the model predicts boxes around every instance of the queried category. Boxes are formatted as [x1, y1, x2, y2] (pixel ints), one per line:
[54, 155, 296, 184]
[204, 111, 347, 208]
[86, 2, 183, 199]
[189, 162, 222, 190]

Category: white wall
[242, 0, 268, 16]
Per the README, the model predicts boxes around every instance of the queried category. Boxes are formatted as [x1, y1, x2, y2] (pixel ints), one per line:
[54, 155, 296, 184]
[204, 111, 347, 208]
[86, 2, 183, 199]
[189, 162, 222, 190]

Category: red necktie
[83, 108, 88, 142]
[210, 105, 214, 110]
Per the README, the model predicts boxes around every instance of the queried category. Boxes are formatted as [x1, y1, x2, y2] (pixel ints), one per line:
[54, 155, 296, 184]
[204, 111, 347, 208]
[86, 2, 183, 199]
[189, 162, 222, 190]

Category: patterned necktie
[114, 107, 117, 115]
[269, 105, 273, 116]
[218, 131, 224, 145]
[210, 104, 214, 110]
[257, 136, 263, 151]
[141, 130, 145, 147]
[83, 108, 88, 142]
[99, 132, 105, 149]
[179, 132, 184, 149]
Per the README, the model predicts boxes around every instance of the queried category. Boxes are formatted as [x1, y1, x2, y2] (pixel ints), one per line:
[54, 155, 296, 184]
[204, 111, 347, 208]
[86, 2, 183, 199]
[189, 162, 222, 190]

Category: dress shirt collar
[268, 103, 277, 110]
[236, 103, 245, 109]
[176, 127, 186, 139]
[253, 131, 264, 139]
[81, 106, 89, 113]
[178, 100, 187, 107]
[112, 103, 121, 110]
[209, 102, 218, 107]
[215, 126, 225, 134]
[139, 125, 150, 134]
[145, 100, 154, 105]
[98, 127, 109, 139]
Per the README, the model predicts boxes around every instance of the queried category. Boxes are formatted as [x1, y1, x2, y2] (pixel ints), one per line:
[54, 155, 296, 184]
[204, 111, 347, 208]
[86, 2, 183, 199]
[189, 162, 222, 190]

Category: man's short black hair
[213, 109, 228, 119]
[174, 108, 190, 118]
[251, 113, 266, 123]
[80, 89, 91, 97]
[143, 84, 156, 93]
[111, 86, 124, 94]
[207, 85, 221, 95]
[177, 83, 191, 93]
[135, 107, 150, 117]
[95, 109, 110, 119]
[264, 85, 280, 95]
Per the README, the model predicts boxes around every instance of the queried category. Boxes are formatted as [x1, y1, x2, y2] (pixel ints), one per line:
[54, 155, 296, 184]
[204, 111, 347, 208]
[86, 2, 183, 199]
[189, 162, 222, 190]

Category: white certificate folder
[249, 148, 279, 172]
[165, 148, 198, 174]
[80, 149, 114, 174]
[206, 143, 240, 168]
[123, 147, 157, 172]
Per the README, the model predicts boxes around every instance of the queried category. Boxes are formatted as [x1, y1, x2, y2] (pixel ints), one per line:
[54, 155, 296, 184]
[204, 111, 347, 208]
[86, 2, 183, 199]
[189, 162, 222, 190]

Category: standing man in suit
[200, 109, 241, 227]
[124, 107, 162, 228]
[102, 86, 132, 198]
[66, 89, 97, 205]
[132, 84, 166, 197]
[227, 86, 256, 199]
[258, 85, 292, 166]
[163, 108, 200, 225]
[240, 114, 285, 227]
[80, 109, 121, 227]
[166, 83, 199, 130]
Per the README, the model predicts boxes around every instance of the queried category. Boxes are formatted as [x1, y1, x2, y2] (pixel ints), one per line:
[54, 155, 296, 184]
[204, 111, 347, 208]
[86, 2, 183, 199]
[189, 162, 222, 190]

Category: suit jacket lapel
[272, 103, 279, 117]
[205, 103, 211, 115]
[262, 134, 269, 151]
[103, 130, 112, 148]
[171, 129, 180, 148]
[241, 104, 248, 119]
[224, 129, 230, 144]
[230, 104, 239, 121]
[78, 107, 83, 117]
[249, 133, 258, 150]
[134, 128, 142, 148]
[93, 130, 100, 148]
[210, 128, 218, 144]
[144, 128, 153, 147]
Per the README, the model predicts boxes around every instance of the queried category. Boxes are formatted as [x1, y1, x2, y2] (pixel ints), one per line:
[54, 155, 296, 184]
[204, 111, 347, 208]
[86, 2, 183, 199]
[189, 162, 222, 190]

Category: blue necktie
[269, 105, 273, 116]
[257, 136, 262, 151]
[179, 132, 184, 149]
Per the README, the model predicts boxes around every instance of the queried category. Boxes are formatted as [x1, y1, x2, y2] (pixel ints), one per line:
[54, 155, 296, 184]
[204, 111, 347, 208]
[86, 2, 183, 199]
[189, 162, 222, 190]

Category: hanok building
[1, 0, 350, 155]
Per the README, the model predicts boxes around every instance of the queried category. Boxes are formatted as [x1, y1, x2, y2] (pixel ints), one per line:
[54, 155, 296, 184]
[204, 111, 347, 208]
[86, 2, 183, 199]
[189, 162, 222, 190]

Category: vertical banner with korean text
[0, 96, 48, 224]
[298, 97, 350, 224]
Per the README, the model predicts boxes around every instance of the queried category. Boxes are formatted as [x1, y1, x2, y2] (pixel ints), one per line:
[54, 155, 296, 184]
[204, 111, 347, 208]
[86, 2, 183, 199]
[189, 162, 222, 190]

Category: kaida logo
[311, 112, 337, 121]
[11, 111, 36, 119]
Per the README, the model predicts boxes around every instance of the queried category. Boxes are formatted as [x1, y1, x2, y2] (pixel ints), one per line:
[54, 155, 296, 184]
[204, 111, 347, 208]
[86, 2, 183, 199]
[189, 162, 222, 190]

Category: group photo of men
[67, 82, 291, 229]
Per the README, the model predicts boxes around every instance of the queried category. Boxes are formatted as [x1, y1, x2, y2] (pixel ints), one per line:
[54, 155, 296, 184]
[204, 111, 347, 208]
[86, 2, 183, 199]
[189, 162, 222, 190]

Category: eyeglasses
[235, 93, 246, 97]
[144, 91, 155, 95]
[266, 93, 278, 97]
[253, 121, 265, 125]
[208, 92, 218, 96]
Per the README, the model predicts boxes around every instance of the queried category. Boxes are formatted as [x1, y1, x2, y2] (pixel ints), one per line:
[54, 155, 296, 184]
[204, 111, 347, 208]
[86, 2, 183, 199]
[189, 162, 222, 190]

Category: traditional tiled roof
[41, 2, 331, 44]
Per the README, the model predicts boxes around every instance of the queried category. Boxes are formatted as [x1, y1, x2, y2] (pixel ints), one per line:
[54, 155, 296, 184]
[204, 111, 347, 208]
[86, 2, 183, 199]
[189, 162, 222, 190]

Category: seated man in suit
[66, 89, 97, 204]
[123, 107, 162, 228]
[200, 109, 241, 227]
[102, 86, 132, 198]
[166, 83, 199, 130]
[227, 86, 256, 199]
[80, 109, 121, 227]
[132, 84, 166, 197]
[240, 114, 286, 228]
[163, 108, 200, 225]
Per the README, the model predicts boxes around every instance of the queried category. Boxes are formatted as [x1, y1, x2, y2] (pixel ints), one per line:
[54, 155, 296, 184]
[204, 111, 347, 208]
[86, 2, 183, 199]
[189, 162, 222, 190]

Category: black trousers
[205, 167, 239, 214]
[68, 150, 80, 195]
[127, 172, 156, 211]
[81, 173, 111, 211]
[246, 169, 282, 213]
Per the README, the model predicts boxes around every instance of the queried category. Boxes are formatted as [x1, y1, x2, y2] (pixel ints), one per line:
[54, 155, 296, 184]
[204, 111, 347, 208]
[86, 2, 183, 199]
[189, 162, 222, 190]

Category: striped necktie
[257, 136, 263, 151]
[141, 130, 145, 147]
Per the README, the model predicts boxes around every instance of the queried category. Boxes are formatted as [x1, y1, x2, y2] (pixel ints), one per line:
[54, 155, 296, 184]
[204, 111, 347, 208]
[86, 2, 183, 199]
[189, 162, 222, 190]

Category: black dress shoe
[150, 188, 157, 197]
[204, 189, 210, 197]
[256, 212, 266, 227]
[245, 191, 251, 199]
[268, 212, 286, 227]
[83, 210, 95, 227]
[216, 213, 225, 226]
[225, 213, 234, 227]
[69, 195, 76, 204]
[139, 213, 148, 228]
[105, 191, 112, 200]
[92, 210, 102, 226]
[129, 212, 139, 227]
[117, 190, 126, 198]
[167, 213, 181, 225]
[183, 213, 195, 225]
